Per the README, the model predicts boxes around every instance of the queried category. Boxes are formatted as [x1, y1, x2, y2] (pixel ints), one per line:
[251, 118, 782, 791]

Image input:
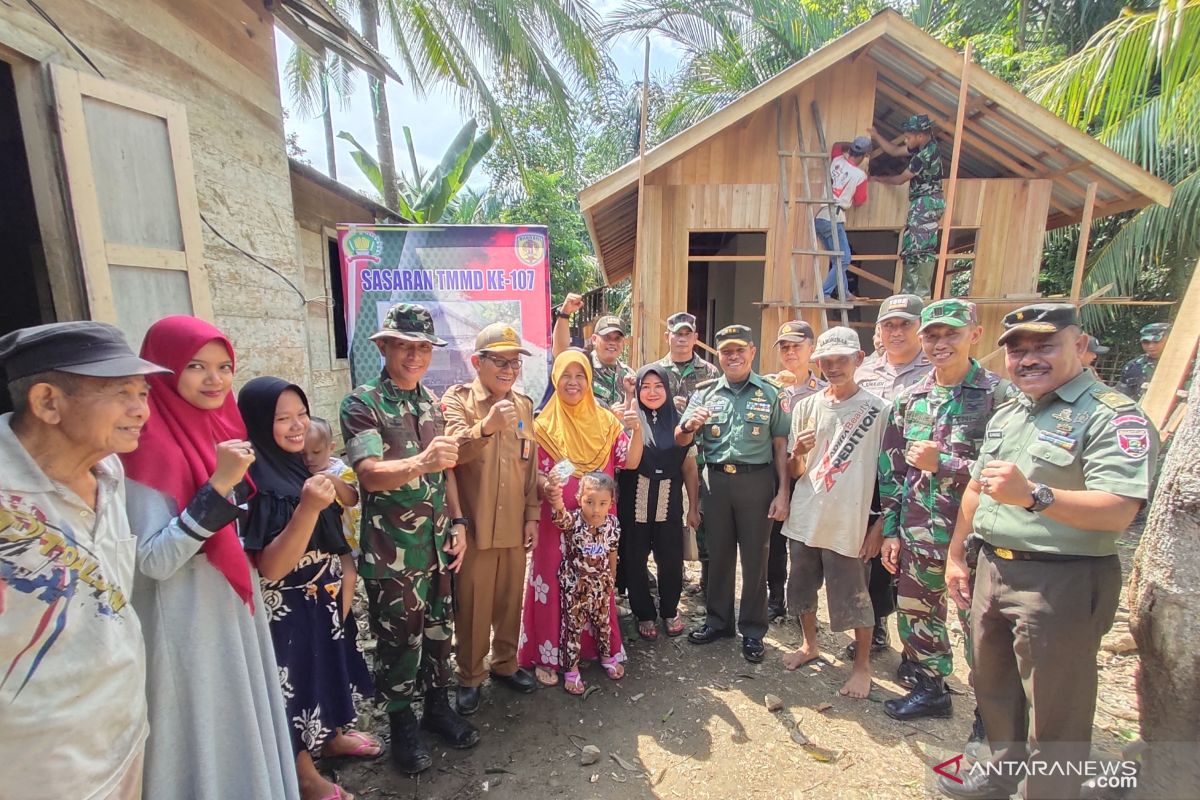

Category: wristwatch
[554, 310, 570, 321]
[1025, 483, 1055, 513]
[450, 517, 469, 528]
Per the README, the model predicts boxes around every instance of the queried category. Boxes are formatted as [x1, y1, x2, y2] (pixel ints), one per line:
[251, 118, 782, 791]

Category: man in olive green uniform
[941, 304, 1158, 800]
[1116, 321, 1170, 400]
[340, 303, 478, 775]
[676, 325, 791, 663]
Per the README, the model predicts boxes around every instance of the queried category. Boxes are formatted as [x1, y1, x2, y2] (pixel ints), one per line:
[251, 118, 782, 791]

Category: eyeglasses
[481, 353, 523, 371]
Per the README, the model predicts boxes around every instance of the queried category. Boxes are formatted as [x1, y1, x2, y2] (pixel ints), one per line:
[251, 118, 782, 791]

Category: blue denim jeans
[814, 216, 851, 298]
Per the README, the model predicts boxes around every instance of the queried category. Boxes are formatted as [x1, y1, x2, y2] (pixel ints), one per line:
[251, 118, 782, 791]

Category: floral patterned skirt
[262, 550, 373, 756]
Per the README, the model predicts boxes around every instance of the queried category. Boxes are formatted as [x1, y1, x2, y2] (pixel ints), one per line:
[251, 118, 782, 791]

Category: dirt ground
[329, 526, 1145, 800]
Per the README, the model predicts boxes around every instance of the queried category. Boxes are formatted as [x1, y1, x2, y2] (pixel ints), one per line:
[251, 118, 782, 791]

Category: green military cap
[997, 303, 1078, 345]
[901, 114, 934, 133]
[667, 311, 697, 333]
[774, 319, 814, 345]
[878, 293, 924, 323]
[475, 322, 531, 355]
[1140, 322, 1170, 342]
[919, 298, 978, 332]
[811, 326, 862, 360]
[1086, 335, 1110, 355]
[715, 324, 753, 349]
[370, 302, 448, 346]
[594, 315, 626, 336]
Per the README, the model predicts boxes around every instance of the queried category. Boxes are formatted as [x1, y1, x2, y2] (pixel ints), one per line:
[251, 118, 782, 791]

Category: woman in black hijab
[239, 377, 376, 800]
[617, 364, 700, 639]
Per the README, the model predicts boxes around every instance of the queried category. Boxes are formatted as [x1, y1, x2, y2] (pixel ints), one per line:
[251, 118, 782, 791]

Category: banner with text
[337, 224, 551, 400]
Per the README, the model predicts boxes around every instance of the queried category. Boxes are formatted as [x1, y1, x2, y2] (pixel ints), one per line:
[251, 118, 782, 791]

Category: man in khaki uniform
[442, 323, 540, 715]
[941, 304, 1158, 800]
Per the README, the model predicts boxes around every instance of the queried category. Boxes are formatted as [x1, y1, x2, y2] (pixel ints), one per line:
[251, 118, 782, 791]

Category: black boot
[421, 687, 481, 749]
[883, 672, 952, 720]
[389, 708, 432, 774]
[965, 705, 987, 759]
[767, 590, 786, 621]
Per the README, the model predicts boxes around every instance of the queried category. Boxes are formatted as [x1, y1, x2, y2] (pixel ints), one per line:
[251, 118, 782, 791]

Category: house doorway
[685, 231, 766, 371]
[0, 59, 54, 413]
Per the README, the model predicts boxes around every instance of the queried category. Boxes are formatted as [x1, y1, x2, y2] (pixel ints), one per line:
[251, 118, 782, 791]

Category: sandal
[664, 616, 685, 637]
[601, 656, 625, 681]
[535, 666, 559, 686]
[318, 787, 354, 800]
[637, 620, 659, 640]
[564, 670, 586, 695]
[324, 730, 382, 759]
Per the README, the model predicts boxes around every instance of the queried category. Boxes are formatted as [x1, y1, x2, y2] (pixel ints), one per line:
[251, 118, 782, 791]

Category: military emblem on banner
[515, 232, 546, 266]
[343, 229, 383, 258]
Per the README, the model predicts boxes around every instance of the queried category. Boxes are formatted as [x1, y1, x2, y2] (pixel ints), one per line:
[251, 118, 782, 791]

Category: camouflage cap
[475, 322, 531, 355]
[666, 311, 697, 333]
[370, 302, 448, 346]
[997, 303, 1078, 345]
[811, 326, 863, 360]
[919, 298, 978, 332]
[877, 293, 924, 323]
[1139, 322, 1170, 342]
[774, 319, 814, 345]
[594, 315, 627, 336]
[901, 114, 934, 133]
[715, 324, 754, 350]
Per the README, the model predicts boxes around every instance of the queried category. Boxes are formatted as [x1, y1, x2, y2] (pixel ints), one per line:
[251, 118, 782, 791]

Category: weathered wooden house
[0, 0, 401, 420]
[581, 9, 1173, 371]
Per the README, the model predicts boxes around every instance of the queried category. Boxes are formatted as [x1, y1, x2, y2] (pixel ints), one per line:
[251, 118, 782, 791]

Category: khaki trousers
[455, 543, 527, 687]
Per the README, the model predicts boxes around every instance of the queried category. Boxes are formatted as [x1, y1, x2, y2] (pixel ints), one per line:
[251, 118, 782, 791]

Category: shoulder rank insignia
[1093, 387, 1135, 410]
[695, 378, 717, 391]
[761, 375, 783, 389]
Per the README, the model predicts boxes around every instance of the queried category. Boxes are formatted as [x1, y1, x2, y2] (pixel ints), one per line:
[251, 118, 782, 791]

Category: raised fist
[420, 435, 460, 473]
[300, 473, 337, 509]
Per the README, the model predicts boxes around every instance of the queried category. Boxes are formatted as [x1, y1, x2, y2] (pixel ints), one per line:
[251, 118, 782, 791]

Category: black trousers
[867, 554, 896, 621]
[767, 520, 788, 605]
[703, 467, 774, 639]
[626, 519, 684, 621]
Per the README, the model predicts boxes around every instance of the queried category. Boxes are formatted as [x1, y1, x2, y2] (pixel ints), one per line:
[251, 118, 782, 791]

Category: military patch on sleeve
[1111, 413, 1147, 428]
[1116, 428, 1150, 459]
[1093, 387, 1135, 410]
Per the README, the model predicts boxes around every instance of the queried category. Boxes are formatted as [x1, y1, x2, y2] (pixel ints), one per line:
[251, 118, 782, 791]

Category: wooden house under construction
[580, 9, 1173, 371]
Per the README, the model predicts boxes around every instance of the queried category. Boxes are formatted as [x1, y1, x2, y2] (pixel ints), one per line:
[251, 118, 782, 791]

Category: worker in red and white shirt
[816, 135, 871, 300]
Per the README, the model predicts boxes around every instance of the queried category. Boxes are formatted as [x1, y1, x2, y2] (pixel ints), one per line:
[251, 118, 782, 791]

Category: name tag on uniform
[1036, 430, 1076, 451]
[987, 430, 1004, 439]
[520, 438, 532, 460]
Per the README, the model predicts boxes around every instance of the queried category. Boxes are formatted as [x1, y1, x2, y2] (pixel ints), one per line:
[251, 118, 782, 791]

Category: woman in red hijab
[122, 316, 299, 800]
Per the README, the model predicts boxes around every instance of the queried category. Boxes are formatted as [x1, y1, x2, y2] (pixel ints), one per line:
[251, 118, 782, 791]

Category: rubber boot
[883, 672, 953, 720]
[388, 708, 432, 774]
[421, 687, 480, 749]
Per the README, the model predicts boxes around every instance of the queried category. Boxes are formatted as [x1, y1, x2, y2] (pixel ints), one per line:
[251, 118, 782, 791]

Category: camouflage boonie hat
[715, 324, 753, 349]
[1139, 322, 1170, 342]
[370, 302, 448, 346]
[997, 303, 1078, 345]
[774, 320, 814, 345]
[919, 298, 978, 332]
[666, 311, 697, 333]
[901, 114, 934, 133]
[594, 315, 627, 336]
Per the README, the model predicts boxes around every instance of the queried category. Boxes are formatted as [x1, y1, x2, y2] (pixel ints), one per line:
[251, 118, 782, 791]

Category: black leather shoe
[964, 706, 987, 760]
[388, 708, 432, 774]
[742, 637, 765, 663]
[456, 685, 481, 716]
[687, 624, 732, 645]
[767, 598, 786, 621]
[871, 620, 890, 651]
[421, 687, 481, 749]
[884, 673, 952, 720]
[897, 657, 921, 689]
[490, 668, 537, 694]
[937, 770, 1017, 799]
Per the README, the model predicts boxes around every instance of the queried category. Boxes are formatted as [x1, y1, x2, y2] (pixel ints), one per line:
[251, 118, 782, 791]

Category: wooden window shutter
[51, 64, 213, 347]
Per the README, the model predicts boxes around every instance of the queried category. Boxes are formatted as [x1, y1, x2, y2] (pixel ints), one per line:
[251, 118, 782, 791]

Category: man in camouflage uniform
[869, 114, 945, 297]
[878, 300, 1005, 738]
[340, 303, 478, 775]
[1116, 321, 1170, 400]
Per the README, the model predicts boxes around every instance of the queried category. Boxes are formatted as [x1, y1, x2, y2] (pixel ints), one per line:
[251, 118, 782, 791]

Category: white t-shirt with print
[781, 388, 888, 558]
[815, 153, 868, 224]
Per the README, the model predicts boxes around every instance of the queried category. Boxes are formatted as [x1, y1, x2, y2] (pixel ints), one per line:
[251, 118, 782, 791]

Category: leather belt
[983, 542, 1090, 563]
[710, 462, 771, 475]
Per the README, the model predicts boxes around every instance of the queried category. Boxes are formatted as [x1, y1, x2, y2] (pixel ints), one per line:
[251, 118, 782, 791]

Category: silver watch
[1027, 483, 1055, 513]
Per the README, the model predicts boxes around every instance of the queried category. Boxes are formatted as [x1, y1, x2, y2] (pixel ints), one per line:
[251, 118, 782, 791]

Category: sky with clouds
[274, 2, 684, 196]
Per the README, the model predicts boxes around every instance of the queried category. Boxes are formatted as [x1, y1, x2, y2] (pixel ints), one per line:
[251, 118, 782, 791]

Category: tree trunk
[1128, 357, 1200, 797]
[358, 0, 399, 210]
[321, 73, 337, 180]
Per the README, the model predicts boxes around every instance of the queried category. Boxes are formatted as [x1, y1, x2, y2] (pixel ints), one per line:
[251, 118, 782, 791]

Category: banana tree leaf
[336, 131, 384, 196]
[416, 119, 494, 223]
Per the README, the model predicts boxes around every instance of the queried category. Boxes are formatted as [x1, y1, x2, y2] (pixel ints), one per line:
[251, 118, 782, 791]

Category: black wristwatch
[554, 310, 570, 321]
[1026, 483, 1055, 513]
[450, 517, 469, 528]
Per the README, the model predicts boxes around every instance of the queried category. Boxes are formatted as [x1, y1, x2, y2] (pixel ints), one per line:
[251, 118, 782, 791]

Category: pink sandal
[331, 730, 382, 758]
[564, 670, 586, 695]
[318, 787, 354, 800]
[601, 656, 625, 681]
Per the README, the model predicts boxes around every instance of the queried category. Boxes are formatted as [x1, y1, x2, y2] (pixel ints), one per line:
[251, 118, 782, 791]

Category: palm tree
[1024, 0, 1200, 325]
[283, 48, 354, 179]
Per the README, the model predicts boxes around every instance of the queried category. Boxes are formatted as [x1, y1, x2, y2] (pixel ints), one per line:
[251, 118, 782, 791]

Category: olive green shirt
[684, 372, 789, 465]
[970, 370, 1158, 557]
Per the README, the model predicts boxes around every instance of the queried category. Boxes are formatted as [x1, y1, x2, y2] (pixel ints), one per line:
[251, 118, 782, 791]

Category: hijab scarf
[534, 350, 623, 476]
[634, 363, 685, 481]
[120, 315, 255, 610]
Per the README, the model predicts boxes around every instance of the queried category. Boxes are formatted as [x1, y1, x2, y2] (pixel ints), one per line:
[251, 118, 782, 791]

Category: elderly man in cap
[675, 324, 790, 663]
[1116, 321, 1170, 400]
[0, 321, 170, 800]
[816, 136, 872, 300]
[553, 293, 636, 410]
[878, 300, 1006, 739]
[869, 114, 945, 297]
[941, 304, 1158, 800]
[340, 303, 476, 775]
[441, 323, 540, 715]
[851, 294, 932, 658]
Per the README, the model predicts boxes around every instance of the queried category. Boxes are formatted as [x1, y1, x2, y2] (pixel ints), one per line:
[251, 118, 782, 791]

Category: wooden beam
[632, 38, 651, 365]
[1142, 256, 1200, 429]
[1069, 182, 1098, 303]
[934, 40, 972, 299]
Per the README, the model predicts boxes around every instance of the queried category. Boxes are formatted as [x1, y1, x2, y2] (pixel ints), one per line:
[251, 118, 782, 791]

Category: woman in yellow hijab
[520, 350, 642, 686]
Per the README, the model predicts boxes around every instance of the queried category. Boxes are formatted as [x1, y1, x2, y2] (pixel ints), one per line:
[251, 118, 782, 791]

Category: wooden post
[933, 40, 972, 299]
[632, 37, 652, 365]
[1069, 182, 1099, 303]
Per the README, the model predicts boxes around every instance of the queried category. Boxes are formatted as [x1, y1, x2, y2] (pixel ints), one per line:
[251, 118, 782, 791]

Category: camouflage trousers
[363, 569, 454, 712]
[896, 542, 973, 681]
[900, 194, 945, 297]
